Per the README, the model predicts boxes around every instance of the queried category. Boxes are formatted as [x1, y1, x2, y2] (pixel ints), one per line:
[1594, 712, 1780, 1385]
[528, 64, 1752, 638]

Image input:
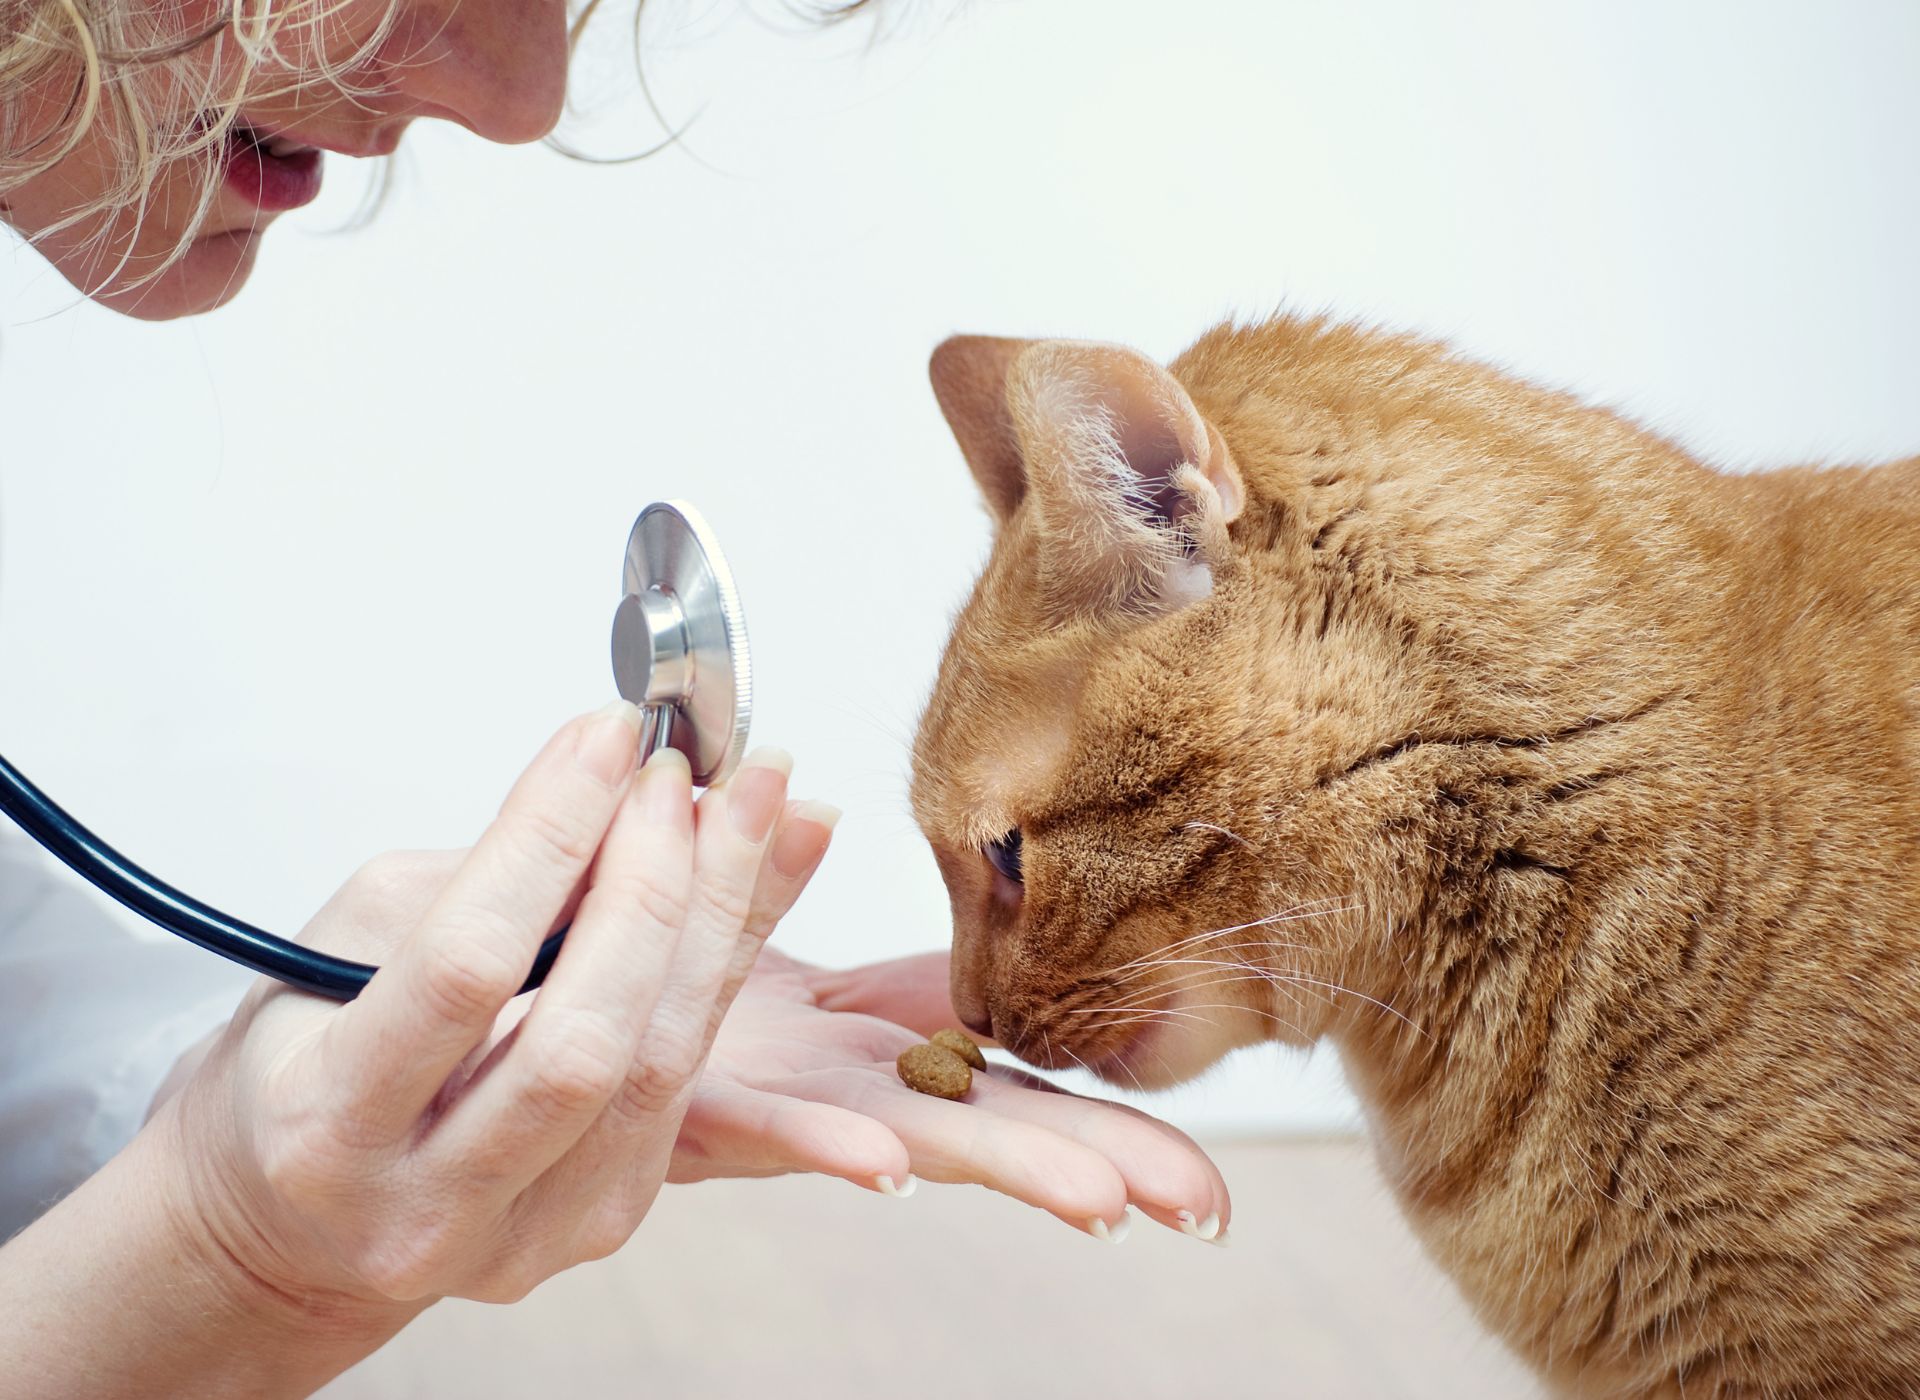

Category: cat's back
[1716, 454, 1920, 776]
[1731, 453, 1920, 625]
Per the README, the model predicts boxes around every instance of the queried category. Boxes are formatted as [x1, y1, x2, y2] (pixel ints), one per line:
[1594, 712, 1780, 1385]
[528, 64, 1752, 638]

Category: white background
[2, 0, 1915, 1133]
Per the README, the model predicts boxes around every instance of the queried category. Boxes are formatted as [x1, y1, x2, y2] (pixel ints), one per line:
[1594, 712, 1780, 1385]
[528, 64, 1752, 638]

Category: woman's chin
[76, 227, 262, 321]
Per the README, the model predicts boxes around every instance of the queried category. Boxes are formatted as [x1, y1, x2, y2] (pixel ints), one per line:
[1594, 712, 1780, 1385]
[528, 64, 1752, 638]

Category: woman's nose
[382, 0, 570, 145]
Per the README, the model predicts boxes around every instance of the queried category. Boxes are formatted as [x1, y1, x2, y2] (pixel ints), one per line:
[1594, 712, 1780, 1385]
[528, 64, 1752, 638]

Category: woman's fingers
[320, 703, 642, 1145]
[520, 748, 801, 1223]
[958, 1073, 1231, 1239]
[761, 801, 841, 920]
[666, 1079, 911, 1188]
[759, 1066, 1133, 1236]
[421, 748, 695, 1192]
[703, 799, 841, 1045]
[725, 1054, 1229, 1240]
[628, 747, 793, 1093]
[806, 952, 978, 1042]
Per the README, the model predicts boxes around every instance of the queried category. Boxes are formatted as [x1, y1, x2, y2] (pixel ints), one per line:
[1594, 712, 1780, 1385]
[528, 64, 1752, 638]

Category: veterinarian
[0, 2, 1229, 1393]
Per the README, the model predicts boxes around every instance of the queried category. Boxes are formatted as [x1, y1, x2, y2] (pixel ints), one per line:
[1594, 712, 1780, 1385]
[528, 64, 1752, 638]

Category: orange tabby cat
[909, 321, 1920, 1399]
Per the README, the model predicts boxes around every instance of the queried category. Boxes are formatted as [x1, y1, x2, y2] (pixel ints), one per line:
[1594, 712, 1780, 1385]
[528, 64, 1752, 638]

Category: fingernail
[1177, 1209, 1222, 1242]
[636, 745, 692, 822]
[576, 699, 643, 787]
[1088, 1209, 1132, 1244]
[874, 1174, 917, 1198]
[772, 800, 842, 878]
[727, 746, 792, 842]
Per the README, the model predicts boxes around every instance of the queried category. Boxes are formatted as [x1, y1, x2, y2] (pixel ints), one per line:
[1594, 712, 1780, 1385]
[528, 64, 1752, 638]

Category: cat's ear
[928, 335, 1033, 523]
[1012, 339, 1243, 617]
[930, 335, 1244, 617]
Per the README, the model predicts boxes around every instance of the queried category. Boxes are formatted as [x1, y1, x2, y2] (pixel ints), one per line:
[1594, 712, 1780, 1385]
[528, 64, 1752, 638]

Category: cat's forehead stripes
[1026, 747, 1213, 833]
[914, 582, 1232, 856]
[960, 729, 1075, 847]
[911, 615, 1098, 843]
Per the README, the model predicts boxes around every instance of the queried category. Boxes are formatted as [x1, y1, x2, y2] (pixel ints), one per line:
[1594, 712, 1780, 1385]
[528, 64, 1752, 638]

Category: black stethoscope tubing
[0, 752, 564, 1001]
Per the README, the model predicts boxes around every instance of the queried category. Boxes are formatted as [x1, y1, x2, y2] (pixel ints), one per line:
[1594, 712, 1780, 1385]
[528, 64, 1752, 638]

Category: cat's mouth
[998, 1006, 1185, 1088]
[1081, 1024, 1168, 1085]
[1000, 970, 1285, 1090]
[1001, 1020, 1149, 1074]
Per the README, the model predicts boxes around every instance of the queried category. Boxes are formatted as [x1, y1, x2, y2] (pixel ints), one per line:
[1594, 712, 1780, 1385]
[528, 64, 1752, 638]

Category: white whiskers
[1062, 894, 1428, 1042]
[1181, 820, 1251, 848]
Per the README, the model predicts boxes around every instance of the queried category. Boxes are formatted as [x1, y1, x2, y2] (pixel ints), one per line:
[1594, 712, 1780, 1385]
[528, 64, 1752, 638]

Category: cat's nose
[949, 933, 995, 1037]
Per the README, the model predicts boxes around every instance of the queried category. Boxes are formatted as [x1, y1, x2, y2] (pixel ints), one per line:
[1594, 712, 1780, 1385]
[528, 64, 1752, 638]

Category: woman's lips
[222, 125, 324, 213]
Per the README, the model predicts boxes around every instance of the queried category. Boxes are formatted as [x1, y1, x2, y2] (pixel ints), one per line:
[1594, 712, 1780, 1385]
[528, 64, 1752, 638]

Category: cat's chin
[1078, 1019, 1247, 1091]
[1005, 993, 1288, 1090]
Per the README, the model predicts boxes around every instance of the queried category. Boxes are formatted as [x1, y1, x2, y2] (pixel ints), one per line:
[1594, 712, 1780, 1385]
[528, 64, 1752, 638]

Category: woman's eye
[984, 828, 1023, 884]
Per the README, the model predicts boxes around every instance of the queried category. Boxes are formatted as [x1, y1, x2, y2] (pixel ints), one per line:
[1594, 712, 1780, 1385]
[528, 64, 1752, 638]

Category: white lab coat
[0, 831, 248, 1238]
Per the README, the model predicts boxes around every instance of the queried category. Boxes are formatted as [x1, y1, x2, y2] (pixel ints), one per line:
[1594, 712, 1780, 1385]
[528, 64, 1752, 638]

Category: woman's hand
[672, 950, 1232, 1244]
[0, 704, 835, 1399]
[175, 707, 832, 1309]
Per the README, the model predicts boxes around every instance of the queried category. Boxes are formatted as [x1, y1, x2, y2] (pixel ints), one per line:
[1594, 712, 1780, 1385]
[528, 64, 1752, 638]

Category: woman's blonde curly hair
[0, 0, 870, 288]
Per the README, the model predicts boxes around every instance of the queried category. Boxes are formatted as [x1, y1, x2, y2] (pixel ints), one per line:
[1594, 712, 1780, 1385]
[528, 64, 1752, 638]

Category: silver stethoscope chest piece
[0, 496, 755, 1004]
[610, 500, 751, 786]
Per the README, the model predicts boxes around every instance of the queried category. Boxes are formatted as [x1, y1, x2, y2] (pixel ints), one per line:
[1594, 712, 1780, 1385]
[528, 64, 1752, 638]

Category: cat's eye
[984, 828, 1023, 884]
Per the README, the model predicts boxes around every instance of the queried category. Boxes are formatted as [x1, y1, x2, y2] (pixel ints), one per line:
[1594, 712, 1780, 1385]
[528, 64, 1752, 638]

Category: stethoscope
[0, 501, 751, 1002]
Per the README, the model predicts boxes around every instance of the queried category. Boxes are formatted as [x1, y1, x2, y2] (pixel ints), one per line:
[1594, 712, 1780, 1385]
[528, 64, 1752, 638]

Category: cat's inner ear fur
[1019, 340, 1244, 617]
[930, 334, 1244, 618]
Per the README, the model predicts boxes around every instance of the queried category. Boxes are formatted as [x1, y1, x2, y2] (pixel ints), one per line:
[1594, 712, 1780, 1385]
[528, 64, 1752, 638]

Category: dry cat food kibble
[896, 1042, 972, 1100]
[930, 1028, 988, 1071]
